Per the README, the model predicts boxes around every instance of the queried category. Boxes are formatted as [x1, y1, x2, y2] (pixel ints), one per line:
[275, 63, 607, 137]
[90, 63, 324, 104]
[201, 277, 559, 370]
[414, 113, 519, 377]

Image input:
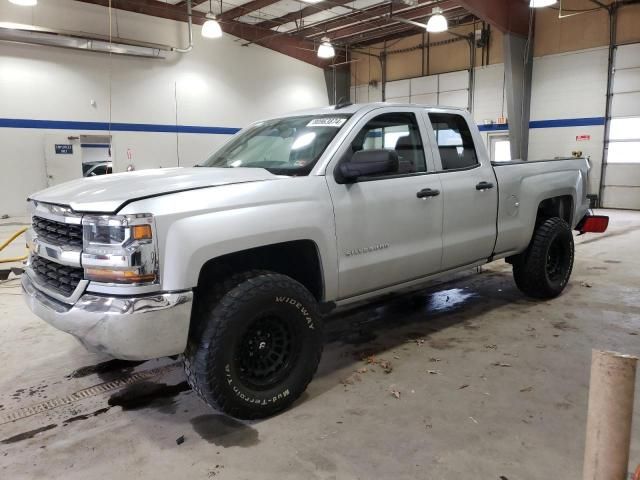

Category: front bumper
[22, 273, 193, 360]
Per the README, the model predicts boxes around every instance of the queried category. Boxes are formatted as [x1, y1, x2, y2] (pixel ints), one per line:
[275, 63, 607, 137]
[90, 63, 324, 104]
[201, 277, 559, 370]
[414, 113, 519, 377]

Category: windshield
[200, 114, 351, 175]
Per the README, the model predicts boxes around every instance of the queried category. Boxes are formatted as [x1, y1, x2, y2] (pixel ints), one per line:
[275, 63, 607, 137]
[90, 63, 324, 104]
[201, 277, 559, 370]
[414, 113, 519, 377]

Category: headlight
[82, 214, 158, 284]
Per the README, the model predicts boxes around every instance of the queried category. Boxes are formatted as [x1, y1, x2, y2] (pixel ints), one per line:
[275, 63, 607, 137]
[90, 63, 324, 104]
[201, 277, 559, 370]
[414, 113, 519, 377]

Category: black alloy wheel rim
[235, 314, 300, 390]
[546, 236, 569, 283]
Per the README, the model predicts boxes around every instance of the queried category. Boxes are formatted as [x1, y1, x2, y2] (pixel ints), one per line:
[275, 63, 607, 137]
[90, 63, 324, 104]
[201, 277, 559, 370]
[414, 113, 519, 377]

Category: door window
[428, 113, 479, 170]
[348, 112, 427, 175]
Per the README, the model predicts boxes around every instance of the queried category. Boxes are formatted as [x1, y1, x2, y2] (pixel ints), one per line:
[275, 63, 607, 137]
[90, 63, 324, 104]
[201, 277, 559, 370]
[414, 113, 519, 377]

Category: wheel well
[536, 196, 573, 225]
[196, 240, 324, 301]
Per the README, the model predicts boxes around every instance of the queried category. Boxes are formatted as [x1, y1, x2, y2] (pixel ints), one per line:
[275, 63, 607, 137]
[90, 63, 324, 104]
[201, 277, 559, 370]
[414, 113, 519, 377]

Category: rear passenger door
[424, 111, 498, 270]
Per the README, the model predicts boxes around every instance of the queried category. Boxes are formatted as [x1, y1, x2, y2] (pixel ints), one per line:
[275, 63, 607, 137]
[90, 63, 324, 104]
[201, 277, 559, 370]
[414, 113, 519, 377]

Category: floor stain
[62, 407, 111, 425]
[190, 414, 259, 447]
[1, 424, 57, 444]
[552, 321, 578, 332]
[66, 359, 146, 380]
[108, 381, 190, 414]
[429, 337, 460, 350]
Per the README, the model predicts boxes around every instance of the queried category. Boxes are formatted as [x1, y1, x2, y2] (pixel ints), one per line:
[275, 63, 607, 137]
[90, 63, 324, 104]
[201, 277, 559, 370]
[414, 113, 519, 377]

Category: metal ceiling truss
[72, 0, 530, 66]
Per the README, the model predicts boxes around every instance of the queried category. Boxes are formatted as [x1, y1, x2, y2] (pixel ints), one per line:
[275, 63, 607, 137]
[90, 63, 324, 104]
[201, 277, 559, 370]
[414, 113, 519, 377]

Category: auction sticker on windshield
[307, 118, 347, 128]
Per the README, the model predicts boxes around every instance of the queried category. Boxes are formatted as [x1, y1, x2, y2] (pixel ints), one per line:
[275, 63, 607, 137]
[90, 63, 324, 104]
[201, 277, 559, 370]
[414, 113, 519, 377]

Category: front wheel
[512, 217, 575, 299]
[183, 270, 323, 419]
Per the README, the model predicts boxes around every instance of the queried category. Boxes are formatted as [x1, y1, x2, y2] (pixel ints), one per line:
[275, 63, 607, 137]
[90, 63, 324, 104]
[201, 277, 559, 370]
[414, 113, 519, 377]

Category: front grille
[32, 216, 83, 247]
[31, 255, 84, 297]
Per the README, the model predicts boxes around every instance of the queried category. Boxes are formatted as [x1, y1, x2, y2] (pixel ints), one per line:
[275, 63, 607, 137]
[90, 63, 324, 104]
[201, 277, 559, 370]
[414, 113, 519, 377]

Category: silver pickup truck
[22, 102, 608, 419]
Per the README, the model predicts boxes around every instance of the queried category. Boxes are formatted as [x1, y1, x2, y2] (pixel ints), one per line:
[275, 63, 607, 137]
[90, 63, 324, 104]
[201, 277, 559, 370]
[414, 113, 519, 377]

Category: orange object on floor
[633, 464, 640, 480]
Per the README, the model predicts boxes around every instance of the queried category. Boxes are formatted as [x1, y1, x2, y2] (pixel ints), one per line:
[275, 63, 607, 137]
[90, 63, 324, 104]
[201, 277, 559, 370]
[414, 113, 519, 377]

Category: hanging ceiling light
[8, 0, 38, 6]
[529, 0, 557, 7]
[426, 7, 448, 33]
[201, 0, 222, 39]
[317, 37, 335, 59]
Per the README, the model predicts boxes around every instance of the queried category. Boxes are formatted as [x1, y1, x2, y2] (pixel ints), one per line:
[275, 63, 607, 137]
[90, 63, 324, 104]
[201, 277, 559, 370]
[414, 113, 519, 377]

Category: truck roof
[276, 102, 469, 118]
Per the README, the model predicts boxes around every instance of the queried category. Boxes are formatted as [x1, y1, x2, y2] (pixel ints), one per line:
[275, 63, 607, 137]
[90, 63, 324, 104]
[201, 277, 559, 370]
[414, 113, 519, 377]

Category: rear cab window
[428, 112, 479, 171]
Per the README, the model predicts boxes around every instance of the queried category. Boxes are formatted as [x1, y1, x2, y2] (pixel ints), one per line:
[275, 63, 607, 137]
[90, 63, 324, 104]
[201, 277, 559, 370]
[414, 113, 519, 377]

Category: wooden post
[583, 350, 638, 480]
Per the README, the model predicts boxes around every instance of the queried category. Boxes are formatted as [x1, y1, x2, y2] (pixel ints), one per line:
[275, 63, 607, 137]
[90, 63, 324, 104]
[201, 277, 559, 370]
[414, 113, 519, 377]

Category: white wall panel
[438, 70, 469, 92]
[369, 85, 383, 102]
[388, 96, 411, 104]
[611, 91, 640, 117]
[410, 75, 438, 95]
[0, 0, 327, 216]
[604, 164, 640, 186]
[385, 79, 411, 99]
[438, 90, 468, 108]
[530, 48, 608, 120]
[612, 68, 640, 94]
[529, 125, 604, 194]
[615, 43, 640, 69]
[602, 186, 640, 210]
[473, 64, 506, 124]
[411, 93, 438, 105]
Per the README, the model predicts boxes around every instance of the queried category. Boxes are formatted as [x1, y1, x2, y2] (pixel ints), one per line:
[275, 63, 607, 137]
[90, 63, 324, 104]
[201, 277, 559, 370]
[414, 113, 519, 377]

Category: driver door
[325, 107, 444, 299]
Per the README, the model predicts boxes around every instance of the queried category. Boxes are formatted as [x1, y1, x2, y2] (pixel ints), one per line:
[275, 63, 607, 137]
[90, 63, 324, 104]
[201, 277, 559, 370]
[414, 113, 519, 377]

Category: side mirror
[337, 149, 399, 183]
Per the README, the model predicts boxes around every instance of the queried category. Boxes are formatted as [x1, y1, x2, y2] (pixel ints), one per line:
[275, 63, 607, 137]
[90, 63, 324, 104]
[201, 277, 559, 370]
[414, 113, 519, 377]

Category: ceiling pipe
[173, 0, 193, 53]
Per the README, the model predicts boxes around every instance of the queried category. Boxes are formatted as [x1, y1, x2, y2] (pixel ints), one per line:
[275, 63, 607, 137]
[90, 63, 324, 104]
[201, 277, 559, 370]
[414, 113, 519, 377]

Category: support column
[324, 65, 350, 105]
[503, 33, 533, 161]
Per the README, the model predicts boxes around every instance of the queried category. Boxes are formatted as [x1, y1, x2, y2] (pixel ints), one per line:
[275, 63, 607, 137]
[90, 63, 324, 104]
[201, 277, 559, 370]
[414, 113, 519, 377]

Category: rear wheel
[183, 270, 323, 419]
[512, 217, 574, 299]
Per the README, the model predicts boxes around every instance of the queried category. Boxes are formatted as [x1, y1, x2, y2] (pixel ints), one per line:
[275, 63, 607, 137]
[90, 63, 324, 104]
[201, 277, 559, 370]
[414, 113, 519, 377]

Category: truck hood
[30, 167, 280, 213]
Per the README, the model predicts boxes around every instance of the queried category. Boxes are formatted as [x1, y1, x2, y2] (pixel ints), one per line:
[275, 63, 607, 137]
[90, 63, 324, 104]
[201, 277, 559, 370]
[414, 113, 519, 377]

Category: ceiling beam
[352, 16, 474, 46]
[255, 0, 359, 30]
[347, 12, 473, 45]
[73, 0, 336, 67]
[320, 3, 465, 41]
[175, 0, 207, 7]
[457, 0, 529, 36]
[296, 0, 441, 37]
[218, 0, 282, 21]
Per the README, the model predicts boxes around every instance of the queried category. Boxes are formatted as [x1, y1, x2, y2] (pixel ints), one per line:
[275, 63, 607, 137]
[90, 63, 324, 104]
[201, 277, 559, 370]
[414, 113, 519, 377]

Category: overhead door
[356, 69, 470, 109]
[602, 43, 640, 209]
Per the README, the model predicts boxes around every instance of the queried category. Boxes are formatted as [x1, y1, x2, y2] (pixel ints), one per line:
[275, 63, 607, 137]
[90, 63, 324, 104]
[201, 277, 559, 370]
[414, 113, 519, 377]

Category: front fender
[120, 176, 338, 300]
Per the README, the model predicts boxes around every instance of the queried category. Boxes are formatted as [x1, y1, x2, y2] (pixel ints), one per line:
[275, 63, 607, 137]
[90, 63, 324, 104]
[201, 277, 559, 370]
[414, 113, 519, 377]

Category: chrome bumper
[21, 273, 193, 360]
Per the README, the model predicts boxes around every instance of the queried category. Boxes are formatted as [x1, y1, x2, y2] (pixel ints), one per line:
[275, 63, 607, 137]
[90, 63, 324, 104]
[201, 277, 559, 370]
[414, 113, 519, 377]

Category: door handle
[417, 188, 440, 198]
[476, 181, 494, 190]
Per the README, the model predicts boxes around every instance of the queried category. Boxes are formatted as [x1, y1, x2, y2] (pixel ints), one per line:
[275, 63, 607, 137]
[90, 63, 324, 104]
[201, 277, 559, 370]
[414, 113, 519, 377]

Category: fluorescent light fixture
[317, 37, 335, 59]
[9, 0, 37, 5]
[302, 0, 324, 3]
[426, 7, 447, 33]
[529, 0, 557, 7]
[201, 17, 222, 38]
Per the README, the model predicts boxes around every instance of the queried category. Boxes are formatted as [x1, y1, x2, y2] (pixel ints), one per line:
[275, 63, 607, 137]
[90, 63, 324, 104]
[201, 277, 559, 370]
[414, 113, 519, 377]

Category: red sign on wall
[576, 135, 591, 141]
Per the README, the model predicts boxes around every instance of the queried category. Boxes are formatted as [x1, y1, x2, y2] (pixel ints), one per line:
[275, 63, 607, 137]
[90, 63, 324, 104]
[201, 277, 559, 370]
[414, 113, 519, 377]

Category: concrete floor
[0, 209, 638, 480]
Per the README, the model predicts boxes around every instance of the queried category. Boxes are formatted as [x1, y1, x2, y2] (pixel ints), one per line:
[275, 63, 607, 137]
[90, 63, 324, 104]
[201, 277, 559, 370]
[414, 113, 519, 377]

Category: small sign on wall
[576, 135, 591, 142]
[55, 144, 73, 154]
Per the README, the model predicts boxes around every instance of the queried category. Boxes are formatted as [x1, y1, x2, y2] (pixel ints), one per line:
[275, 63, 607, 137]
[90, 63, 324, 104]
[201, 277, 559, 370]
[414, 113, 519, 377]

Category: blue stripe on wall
[0, 118, 240, 135]
[478, 116, 606, 132]
[529, 117, 606, 129]
[0, 116, 606, 135]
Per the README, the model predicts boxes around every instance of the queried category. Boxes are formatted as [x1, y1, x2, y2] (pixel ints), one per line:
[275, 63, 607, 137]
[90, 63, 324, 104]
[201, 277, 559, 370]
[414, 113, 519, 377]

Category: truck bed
[492, 157, 591, 257]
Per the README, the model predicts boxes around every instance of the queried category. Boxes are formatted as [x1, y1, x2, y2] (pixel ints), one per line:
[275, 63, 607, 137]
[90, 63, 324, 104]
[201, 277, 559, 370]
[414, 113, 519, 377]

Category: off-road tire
[183, 270, 323, 419]
[512, 217, 574, 299]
